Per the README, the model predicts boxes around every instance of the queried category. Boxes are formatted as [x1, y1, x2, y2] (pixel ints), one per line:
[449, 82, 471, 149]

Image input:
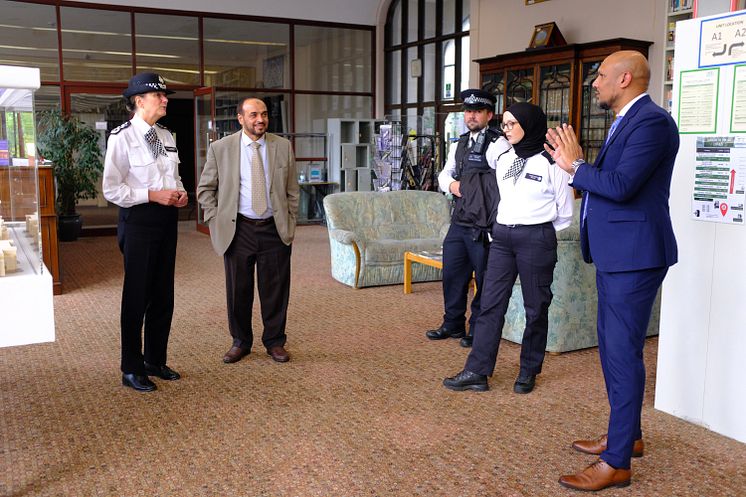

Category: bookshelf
[663, 1, 695, 113]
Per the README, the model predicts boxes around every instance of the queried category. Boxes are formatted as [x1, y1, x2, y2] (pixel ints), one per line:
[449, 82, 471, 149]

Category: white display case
[0, 65, 55, 347]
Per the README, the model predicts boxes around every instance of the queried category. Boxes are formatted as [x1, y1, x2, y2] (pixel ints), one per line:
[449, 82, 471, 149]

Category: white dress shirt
[438, 130, 511, 194]
[495, 149, 574, 231]
[238, 132, 273, 219]
[102, 114, 185, 208]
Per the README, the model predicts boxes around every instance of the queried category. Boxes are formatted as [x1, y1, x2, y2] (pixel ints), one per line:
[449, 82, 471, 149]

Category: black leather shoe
[513, 374, 536, 394]
[443, 370, 488, 391]
[459, 335, 473, 348]
[144, 363, 181, 380]
[122, 373, 157, 392]
[426, 325, 466, 340]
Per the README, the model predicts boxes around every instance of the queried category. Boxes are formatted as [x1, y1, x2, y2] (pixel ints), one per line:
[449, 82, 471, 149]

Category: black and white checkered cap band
[143, 82, 167, 91]
[463, 94, 492, 106]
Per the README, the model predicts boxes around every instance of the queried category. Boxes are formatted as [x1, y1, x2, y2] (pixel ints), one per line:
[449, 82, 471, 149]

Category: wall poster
[692, 135, 746, 225]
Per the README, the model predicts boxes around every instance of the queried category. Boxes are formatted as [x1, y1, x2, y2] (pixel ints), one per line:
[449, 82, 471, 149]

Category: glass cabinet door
[194, 87, 216, 233]
[506, 69, 534, 107]
[539, 63, 571, 129]
[579, 60, 613, 164]
[481, 71, 505, 115]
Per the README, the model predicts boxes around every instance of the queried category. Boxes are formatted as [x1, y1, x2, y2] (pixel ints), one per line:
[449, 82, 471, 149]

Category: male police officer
[426, 89, 509, 347]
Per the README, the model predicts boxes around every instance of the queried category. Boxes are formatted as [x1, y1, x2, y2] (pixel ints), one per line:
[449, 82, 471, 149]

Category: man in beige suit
[197, 97, 299, 364]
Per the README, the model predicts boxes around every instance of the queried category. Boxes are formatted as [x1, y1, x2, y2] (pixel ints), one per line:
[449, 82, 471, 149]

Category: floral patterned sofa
[323, 190, 450, 288]
[500, 199, 660, 353]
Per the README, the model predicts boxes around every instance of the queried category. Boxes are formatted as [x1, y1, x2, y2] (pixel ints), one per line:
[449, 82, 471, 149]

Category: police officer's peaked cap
[461, 88, 496, 111]
[123, 72, 175, 98]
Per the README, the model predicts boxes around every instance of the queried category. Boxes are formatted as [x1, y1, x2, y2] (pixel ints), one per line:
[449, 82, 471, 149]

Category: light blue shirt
[238, 132, 273, 219]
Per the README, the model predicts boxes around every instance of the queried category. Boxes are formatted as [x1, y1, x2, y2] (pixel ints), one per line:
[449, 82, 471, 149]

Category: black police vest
[450, 128, 502, 232]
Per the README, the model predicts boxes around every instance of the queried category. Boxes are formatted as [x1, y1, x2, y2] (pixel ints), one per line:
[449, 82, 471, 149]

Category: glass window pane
[295, 26, 372, 92]
[61, 7, 132, 82]
[388, 50, 401, 105]
[422, 106, 435, 135]
[461, 35, 470, 94]
[423, 43, 435, 102]
[406, 47, 418, 104]
[407, 0, 418, 42]
[539, 64, 572, 129]
[0, 1, 59, 81]
[135, 14, 199, 86]
[404, 107, 418, 135]
[443, 41, 455, 100]
[204, 18, 289, 89]
[214, 91, 292, 138]
[442, 0, 456, 35]
[424, 0, 436, 39]
[390, 0, 402, 46]
[294, 95, 372, 133]
[462, 0, 471, 31]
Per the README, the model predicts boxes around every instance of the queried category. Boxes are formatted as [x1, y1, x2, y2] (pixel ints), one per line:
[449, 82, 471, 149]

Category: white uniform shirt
[495, 148, 574, 231]
[102, 114, 185, 208]
[238, 132, 273, 219]
[438, 129, 511, 194]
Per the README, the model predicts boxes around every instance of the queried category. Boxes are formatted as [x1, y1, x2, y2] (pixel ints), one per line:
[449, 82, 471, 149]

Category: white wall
[471, 0, 667, 105]
[655, 12, 746, 444]
[75, 0, 380, 25]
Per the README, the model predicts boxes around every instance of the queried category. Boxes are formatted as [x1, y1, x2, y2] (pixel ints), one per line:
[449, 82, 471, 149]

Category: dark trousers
[441, 223, 489, 333]
[117, 203, 178, 374]
[596, 266, 667, 470]
[224, 216, 291, 351]
[465, 222, 557, 377]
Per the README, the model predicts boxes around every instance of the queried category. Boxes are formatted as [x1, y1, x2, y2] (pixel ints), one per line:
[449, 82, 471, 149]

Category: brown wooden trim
[18, 0, 375, 31]
[130, 11, 136, 75]
[55, 4, 64, 83]
[198, 16, 205, 87]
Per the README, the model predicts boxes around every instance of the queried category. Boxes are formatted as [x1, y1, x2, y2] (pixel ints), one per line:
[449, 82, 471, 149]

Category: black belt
[500, 221, 553, 229]
[238, 214, 274, 226]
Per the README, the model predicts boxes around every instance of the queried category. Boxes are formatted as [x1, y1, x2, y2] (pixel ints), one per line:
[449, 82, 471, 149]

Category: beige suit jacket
[197, 131, 299, 255]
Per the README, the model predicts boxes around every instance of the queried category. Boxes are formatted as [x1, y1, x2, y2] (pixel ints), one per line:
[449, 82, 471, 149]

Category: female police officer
[102, 73, 188, 392]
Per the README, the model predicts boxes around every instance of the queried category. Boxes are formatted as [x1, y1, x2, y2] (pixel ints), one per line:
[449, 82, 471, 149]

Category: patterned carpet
[1, 223, 745, 497]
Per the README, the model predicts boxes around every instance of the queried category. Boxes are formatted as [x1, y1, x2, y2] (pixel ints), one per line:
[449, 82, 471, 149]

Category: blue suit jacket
[573, 95, 679, 272]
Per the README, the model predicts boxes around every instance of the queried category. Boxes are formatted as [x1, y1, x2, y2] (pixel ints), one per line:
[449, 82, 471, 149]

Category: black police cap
[461, 89, 496, 110]
[123, 72, 175, 99]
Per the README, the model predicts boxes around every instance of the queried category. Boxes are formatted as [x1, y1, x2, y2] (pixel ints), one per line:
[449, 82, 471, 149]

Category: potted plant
[36, 109, 103, 241]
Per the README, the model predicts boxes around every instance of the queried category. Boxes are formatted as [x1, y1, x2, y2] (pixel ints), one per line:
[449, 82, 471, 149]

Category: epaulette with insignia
[155, 122, 171, 132]
[110, 121, 131, 135]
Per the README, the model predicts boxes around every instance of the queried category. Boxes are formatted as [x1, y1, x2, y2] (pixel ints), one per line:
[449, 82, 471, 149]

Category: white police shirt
[102, 114, 185, 208]
[438, 130, 510, 194]
[495, 148, 574, 231]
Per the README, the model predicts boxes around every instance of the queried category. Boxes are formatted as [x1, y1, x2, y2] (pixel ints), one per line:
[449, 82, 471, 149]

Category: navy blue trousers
[465, 222, 557, 377]
[441, 223, 489, 333]
[596, 266, 667, 470]
[117, 203, 178, 375]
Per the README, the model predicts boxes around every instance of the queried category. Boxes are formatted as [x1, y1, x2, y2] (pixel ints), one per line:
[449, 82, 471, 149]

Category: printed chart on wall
[692, 136, 746, 224]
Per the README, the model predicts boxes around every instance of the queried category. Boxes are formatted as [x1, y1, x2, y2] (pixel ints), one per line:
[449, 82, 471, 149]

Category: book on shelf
[669, 0, 694, 13]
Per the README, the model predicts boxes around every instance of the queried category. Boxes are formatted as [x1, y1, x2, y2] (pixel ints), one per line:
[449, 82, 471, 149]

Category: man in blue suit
[545, 50, 679, 491]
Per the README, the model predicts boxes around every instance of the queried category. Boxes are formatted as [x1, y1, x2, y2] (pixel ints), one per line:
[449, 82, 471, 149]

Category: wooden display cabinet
[477, 38, 652, 164]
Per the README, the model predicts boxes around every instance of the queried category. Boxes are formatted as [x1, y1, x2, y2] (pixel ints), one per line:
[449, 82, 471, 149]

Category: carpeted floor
[1, 223, 745, 497]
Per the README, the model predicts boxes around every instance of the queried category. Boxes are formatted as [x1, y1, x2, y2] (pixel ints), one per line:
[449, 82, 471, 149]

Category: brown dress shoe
[267, 346, 289, 363]
[559, 459, 631, 491]
[223, 346, 250, 364]
[572, 434, 644, 458]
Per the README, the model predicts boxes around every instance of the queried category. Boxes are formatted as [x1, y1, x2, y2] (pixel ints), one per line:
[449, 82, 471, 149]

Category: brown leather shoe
[572, 434, 644, 458]
[223, 346, 250, 364]
[267, 345, 289, 363]
[559, 459, 631, 491]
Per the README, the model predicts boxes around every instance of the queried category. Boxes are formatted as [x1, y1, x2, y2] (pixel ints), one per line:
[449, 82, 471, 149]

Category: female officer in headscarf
[443, 102, 574, 395]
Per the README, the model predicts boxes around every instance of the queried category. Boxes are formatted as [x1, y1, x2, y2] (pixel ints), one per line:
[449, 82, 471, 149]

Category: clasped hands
[149, 189, 188, 207]
[544, 123, 585, 175]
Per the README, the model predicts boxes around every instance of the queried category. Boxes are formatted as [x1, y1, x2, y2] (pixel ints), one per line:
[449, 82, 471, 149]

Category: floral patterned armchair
[323, 191, 450, 288]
